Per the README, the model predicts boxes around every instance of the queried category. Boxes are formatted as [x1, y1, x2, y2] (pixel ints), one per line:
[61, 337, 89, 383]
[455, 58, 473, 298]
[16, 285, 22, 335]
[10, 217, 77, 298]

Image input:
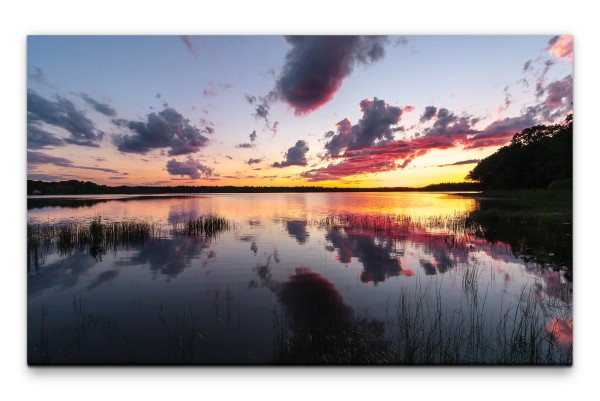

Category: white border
[5, 1, 597, 400]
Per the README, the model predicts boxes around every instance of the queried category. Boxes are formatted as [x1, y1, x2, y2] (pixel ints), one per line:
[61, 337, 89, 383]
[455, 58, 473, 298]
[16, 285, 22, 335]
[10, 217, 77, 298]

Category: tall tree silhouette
[467, 114, 572, 189]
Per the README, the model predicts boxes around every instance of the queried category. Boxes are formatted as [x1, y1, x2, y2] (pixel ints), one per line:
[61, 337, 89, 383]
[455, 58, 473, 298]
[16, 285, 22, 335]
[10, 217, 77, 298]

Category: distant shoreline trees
[467, 114, 572, 190]
[26, 180, 480, 196]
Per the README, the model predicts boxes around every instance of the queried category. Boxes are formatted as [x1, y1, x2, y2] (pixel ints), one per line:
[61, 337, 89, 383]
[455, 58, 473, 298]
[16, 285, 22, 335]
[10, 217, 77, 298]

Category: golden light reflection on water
[27, 192, 479, 224]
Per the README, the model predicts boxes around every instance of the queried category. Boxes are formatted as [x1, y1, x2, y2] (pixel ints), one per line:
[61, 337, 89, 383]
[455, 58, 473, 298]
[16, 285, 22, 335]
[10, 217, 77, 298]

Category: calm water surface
[27, 192, 572, 364]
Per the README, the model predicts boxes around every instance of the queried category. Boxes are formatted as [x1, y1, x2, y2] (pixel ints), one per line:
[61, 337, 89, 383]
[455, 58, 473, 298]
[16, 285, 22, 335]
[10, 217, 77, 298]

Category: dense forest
[27, 180, 480, 195]
[467, 114, 573, 189]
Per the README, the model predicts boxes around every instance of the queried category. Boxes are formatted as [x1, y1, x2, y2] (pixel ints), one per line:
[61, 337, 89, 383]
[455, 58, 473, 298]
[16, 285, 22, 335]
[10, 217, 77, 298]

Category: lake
[27, 192, 572, 365]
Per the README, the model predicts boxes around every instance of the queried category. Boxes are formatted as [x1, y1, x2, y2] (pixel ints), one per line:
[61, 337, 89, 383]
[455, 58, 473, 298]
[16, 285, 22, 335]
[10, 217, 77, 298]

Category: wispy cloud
[27, 66, 52, 88]
[180, 36, 198, 58]
[27, 151, 72, 167]
[436, 159, 480, 167]
[27, 150, 120, 173]
[547, 35, 573, 61]
[203, 82, 232, 97]
[78, 93, 117, 117]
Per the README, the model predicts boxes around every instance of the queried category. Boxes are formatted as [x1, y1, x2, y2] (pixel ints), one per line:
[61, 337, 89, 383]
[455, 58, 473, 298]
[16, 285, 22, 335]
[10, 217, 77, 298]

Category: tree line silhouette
[27, 180, 480, 195]
[467, 114, 573, 190]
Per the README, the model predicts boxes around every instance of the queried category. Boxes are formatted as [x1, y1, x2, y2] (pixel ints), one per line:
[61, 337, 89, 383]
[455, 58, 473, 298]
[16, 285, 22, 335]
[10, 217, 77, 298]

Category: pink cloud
[548, 35, 573, 61]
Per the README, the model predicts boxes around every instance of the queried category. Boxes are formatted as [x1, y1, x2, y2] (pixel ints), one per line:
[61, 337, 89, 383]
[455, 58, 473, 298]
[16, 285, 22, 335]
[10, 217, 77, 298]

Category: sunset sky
[27, 35, 573, 187]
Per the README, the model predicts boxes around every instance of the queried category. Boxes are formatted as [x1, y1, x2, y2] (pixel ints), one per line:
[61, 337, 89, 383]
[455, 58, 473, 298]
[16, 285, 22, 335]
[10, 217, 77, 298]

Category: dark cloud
[419, 106, 437, 122]
[437, 159, 481, 167]
[74, 165, 119, 174]
[112, 107, 210, 155]
[27, 150, 72, 167]
[500, 86, 512, 111]
[545, 74, 573, 106]
[275, 36, 388, 114]
[235, 130, 259, 149]
[166, 157, 215, 179]
[246, 158, 263, 165]
[420, 108, 478, 138]
[246, 92, 280, 135]
[324, 98, 403, 157]
[156, 93, 162, 99]
[27, 124, 64, 149]
[272, 140, 309, 167]
[27, 90, 104, 147]
[27, 173, 63, 181]
[27, 150, 120, 173]
[79, 93, 117, 117]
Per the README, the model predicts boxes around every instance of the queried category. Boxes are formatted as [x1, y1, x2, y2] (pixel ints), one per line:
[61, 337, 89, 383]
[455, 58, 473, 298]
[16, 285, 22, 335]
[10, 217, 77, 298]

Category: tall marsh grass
[172, 215, 231, 239]
[27, 215, 232, 270]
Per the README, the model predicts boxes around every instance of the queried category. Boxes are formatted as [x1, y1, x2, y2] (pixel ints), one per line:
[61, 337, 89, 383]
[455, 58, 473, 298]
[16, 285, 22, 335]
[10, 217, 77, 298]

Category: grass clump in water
[175, 215, 231, 239]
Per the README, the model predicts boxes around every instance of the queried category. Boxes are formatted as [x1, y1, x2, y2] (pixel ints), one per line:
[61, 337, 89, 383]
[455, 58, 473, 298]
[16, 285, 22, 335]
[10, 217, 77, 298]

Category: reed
[173, 215, 231, 239]
[27, 215, 232, 268]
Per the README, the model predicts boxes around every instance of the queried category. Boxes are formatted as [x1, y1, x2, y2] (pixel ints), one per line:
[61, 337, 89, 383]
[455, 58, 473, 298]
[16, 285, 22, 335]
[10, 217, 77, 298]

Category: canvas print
[27, 35, 573, 365]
